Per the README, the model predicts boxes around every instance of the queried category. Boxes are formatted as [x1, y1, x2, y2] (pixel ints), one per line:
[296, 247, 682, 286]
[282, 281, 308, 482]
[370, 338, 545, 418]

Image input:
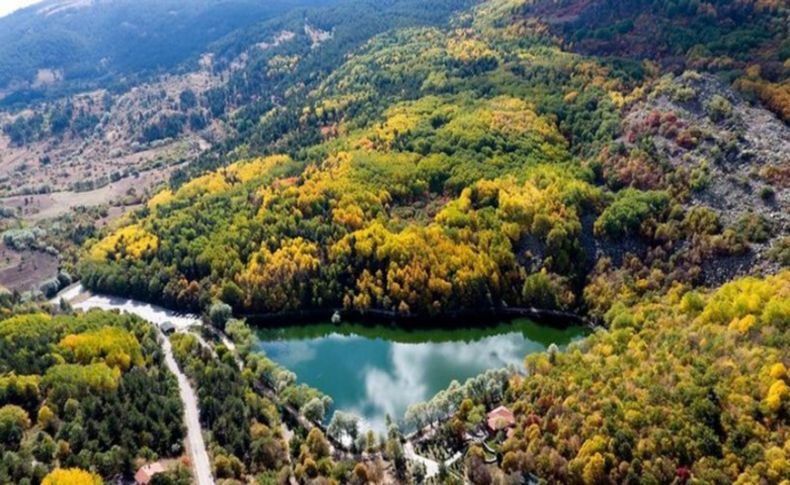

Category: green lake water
[254, 319, 586, 431]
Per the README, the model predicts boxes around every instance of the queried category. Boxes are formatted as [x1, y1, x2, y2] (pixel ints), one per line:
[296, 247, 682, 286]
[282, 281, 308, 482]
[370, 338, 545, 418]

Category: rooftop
[135, 462, 166, 485]
[486, 405, 515, 432]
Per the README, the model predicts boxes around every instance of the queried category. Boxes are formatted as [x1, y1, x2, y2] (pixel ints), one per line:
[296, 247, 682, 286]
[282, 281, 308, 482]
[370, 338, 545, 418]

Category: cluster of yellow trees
[493, 271, 790, 483]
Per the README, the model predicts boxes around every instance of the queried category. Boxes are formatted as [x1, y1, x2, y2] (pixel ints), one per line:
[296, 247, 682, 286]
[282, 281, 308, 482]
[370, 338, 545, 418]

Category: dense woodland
[82, 0, 787, 323]
[405, 271, 790, 483]
[0, 306, 184, 484]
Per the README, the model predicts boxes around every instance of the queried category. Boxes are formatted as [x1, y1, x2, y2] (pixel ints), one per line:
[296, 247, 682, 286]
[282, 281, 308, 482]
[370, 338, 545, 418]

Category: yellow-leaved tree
[42, 468, 102, 485]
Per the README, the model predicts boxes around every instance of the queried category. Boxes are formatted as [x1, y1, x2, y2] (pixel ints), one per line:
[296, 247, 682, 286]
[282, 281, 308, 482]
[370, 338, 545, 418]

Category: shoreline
[67, 282, 597, 330]
[241, 306, 596, 330]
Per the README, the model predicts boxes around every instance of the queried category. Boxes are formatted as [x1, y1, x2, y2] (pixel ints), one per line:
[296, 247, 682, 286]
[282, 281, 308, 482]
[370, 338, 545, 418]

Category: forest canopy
[0, 310, 184, 483]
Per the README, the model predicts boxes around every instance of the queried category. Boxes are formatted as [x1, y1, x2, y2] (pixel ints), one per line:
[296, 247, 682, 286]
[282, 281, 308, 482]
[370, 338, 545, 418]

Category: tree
[41, 468, 102, 485]
[305, 428, 331, 459]
[301, 397, 327, 423]
[410, 461, 426, 484]
[327, 411, 361, 449]
[0, 405, 30, 450]
[467, 454, 492, 485]
[208, 301, 233, 331]
[179, 89, 198, 111]
[225, 319, 255, 357]
[349, 462, 369, 484]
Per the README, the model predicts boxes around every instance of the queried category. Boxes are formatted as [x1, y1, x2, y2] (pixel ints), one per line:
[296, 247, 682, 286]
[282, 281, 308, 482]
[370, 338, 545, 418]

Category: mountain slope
[80, 0, 788, 320]
[0, 0, 330, 103]
[521, 0, 790, 122]
[21, 0, 790, 484]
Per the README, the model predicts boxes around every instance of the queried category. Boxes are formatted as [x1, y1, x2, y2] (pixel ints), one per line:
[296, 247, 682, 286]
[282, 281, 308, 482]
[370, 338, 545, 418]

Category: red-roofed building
[486, 406, 515, 434]
[135, 462, 166, 485]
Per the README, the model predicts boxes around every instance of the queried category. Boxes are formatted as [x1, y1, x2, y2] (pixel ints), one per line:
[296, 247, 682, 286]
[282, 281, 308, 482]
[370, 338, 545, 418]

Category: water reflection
[255, 319, 585, 431]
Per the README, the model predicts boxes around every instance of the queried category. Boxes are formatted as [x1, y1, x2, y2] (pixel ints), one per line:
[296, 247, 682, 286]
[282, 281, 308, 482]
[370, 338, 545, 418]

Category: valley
[0, 0, 788, 484]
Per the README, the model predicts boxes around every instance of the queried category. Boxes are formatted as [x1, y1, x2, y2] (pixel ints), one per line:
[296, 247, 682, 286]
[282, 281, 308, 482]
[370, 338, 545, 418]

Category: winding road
[55, 285, 215, 485]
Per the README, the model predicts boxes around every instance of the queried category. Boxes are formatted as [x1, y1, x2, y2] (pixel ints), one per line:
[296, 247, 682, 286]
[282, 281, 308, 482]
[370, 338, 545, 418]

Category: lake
[254, 318, 586, 431]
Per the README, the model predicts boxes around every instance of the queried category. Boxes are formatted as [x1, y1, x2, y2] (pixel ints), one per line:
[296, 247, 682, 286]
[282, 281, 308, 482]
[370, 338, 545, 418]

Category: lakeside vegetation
[437, 270, 790, 484]
[253, 317, 587, 345]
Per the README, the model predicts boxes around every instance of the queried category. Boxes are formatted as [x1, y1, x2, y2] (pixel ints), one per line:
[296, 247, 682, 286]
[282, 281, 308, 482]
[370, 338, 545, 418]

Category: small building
[486, 406, 515, 434]
[159, 321, 176, 335]
[135, 462, 166, 484]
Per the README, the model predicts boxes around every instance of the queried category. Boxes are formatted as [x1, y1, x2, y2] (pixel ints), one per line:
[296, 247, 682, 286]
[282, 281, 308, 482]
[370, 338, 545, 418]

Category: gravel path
[404, 441, 440, 478]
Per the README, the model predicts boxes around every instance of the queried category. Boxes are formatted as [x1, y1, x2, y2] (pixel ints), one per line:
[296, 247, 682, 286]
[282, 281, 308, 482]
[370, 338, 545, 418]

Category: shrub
[735, 213, 772, 243]
[706, 95, 733, 122]
[39, 278, 60, 298]
[522, 270, 570, 310]
[2, 227, 46, 250]
[594, 189, 670, 237]
[760, 185, 776, 202]
[768, 237, 790, 265]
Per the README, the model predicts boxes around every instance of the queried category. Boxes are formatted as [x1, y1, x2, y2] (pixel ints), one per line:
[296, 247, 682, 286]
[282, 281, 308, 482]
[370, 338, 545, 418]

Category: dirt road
[161, 331, 215, 485]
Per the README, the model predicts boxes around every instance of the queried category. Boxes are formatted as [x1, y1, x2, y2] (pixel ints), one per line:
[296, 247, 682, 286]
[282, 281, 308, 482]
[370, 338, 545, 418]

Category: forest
[0, 307, 185, 484]
[81, 0, 787, 323]
[0, 0, 334, 104]
[2, 0, 789, 483]
[403, 270, 790, 483]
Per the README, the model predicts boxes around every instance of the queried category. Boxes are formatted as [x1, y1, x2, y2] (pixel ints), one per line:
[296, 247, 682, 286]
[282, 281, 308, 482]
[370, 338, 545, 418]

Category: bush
[225, 319, 254, 357]
[56, 271, 72, 288]
[2, 227, 46, 250]
[768, 237, 790, 265]
[39, 278, 60, 298]
[735, 213, 772, 243]
[522, 271, 564, 310]
[760, 185, 775, 202]
[706, 95, 733, 122]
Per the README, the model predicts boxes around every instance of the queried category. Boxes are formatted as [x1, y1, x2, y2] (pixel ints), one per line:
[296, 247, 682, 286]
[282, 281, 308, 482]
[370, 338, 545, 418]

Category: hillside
[81, 0, 789, 321]
[523, 0, 790, 122]
[0, 0, 476, 295]
[0, 0, 331, 104]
